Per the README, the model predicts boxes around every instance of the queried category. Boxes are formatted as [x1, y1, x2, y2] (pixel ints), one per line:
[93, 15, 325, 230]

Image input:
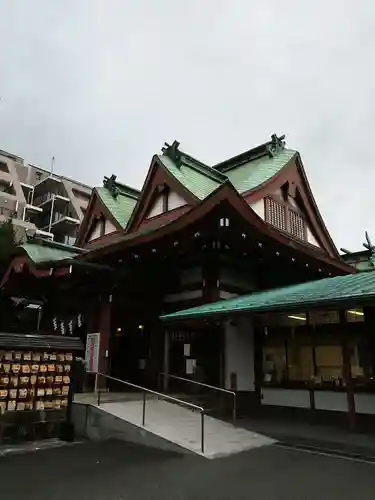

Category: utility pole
[50, 156, 55, 177]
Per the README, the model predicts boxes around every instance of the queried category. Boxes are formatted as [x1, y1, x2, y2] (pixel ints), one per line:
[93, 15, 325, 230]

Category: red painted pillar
[98, 295, 112, 375]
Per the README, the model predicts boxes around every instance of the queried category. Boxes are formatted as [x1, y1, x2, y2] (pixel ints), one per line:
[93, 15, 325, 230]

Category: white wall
[354, 394, 375, 415]
[88, 221, 102, 241]
[147, 196, 163, 218]
[261, 388, 310, 409]
[314, 391, 348, 412]
[306, 226, 320, 247]
[224, 317, 255, 392]
[249, 199, 265, 219]
[168, 191, 186, 210]
[105, 219, 117, 235]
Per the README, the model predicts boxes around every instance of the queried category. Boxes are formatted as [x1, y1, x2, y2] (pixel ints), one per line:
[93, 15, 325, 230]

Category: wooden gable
[244, 154, 339, 258]
[126, 156, 198, 233]
[76, 189, 122, 248]
[79, 181, 353, 275]
[145, 189, 187, 219]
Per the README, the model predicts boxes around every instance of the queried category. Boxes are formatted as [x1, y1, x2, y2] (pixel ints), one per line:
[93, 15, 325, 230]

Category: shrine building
[2, 133, 375, 427]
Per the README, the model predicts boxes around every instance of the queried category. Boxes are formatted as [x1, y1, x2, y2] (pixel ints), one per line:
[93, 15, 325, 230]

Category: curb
[0, 438, 84, 458]
[274, 439, 375, 462]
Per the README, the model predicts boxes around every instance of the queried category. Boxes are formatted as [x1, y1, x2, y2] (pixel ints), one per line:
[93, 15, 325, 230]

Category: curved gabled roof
[79, 181, 353, 274]
[78, 134, 339, 261]
[225, 149, 296, 194]
[157, 154, 223, 201]
[93, 135, 296, 228]
[96, 186, 138, 228]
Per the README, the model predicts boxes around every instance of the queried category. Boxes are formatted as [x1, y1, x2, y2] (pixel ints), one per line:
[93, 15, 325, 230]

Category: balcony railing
[34, 192, 69, 207]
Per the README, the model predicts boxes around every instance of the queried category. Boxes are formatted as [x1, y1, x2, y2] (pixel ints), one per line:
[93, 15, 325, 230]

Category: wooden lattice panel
[289, 209, 306, 240]
[266, 197, 286, 231]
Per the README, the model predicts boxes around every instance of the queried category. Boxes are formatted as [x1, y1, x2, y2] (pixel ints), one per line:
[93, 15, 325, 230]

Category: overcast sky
[0, 1, 374, 251]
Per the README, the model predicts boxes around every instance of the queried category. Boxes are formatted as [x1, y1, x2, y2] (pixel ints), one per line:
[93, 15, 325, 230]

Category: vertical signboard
[85, 333, 100, 373]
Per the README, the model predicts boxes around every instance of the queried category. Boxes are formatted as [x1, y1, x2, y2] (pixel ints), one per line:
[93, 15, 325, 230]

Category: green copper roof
[225, 149, 296, 194]
[96, 186, 138, 228]
[158, 146, 296, 200]
[158, 155, 221, 200]
[160, 271, 372, 321]
[20, 242, 80, 264]
[98, 137, 297, 218]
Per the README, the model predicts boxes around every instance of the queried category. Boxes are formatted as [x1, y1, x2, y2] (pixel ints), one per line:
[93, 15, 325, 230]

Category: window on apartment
[72, 189, 90, 202]
[62, 235, 77, 246]
[0, 161, 9, 173]
[0, 181, 15, 195]
[35, 172, 43, 182]
[0, 206, 13, 217]
[21, 185, 34, 205]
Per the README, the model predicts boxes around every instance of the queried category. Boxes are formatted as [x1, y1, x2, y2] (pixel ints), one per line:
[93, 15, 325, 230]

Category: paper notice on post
[85, 333, 100, 373]
[186, 359, 194, 375]
[183, 343, 191, 357]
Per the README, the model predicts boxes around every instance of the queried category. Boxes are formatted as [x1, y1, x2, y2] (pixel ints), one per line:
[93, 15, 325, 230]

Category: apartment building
[0, 148, 91, 245]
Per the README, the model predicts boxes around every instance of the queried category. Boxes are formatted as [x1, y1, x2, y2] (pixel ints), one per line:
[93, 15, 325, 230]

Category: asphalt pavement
[1, 439, 374, 500]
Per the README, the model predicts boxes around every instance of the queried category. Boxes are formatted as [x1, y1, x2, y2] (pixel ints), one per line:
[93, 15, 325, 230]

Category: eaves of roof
[160, 271, 374, 322]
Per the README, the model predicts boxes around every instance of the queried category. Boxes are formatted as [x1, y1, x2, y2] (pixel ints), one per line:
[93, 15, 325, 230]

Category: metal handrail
[95, 372, 206, 453]
[160, 372, 237, 422]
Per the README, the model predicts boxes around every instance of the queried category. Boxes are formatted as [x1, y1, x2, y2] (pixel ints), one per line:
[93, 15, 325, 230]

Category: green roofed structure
[19, 240, 82, 264]
[96, 181, 139, 229]
[161, 272, 375, 321]
[3, 133, 373, 431]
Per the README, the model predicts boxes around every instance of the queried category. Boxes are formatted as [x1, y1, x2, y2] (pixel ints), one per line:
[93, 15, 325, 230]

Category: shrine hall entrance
[109, 323, 151, 388]
[167, 325, 223, 392]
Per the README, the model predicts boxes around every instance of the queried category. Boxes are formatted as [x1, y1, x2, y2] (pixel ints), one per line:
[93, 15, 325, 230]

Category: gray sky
[0, 0, 374, 251]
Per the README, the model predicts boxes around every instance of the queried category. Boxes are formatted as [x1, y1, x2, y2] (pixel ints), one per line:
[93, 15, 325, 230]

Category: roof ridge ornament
[363, 231, 375, 264]
[103, 174, 120, 199]
[162, 140, 182, 167]
[266, 133, 286, 158]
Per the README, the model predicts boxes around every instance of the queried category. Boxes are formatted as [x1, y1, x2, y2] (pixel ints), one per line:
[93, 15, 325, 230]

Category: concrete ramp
[95, 398, 276, 459]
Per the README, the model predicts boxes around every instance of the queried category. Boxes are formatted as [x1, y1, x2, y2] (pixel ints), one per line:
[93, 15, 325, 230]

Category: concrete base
[73, 399, 276, 459]
[72, 403, 193, 455]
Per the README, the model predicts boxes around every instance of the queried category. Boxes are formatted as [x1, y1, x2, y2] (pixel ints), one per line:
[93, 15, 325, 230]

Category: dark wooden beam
[339, 309, 356, 431]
